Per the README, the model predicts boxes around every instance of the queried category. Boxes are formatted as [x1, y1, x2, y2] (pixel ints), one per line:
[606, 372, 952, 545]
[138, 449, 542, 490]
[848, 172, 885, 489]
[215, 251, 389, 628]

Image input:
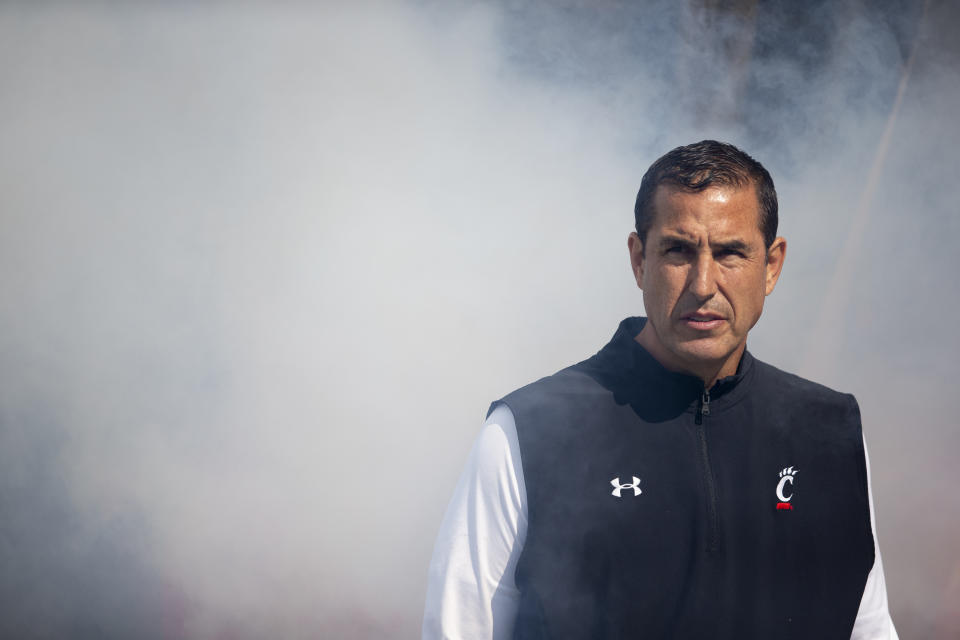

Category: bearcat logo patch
[776, 466, 798, 510]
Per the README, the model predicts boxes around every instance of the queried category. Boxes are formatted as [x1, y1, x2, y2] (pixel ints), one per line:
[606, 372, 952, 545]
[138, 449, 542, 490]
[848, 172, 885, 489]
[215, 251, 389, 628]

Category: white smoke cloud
[0, 1, 957, 637]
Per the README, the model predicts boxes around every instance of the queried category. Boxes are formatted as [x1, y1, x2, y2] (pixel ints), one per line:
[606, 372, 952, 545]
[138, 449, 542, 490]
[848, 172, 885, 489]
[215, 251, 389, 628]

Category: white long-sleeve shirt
[423, 403, 898, 639]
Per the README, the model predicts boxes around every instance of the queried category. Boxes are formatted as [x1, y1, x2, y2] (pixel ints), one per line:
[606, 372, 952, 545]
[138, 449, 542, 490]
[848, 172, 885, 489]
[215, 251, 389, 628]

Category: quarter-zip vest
[489, 317, 874, 640]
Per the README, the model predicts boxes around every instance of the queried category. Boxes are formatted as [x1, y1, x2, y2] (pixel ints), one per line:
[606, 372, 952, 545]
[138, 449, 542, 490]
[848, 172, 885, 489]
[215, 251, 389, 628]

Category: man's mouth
[680, 313, 726, 330]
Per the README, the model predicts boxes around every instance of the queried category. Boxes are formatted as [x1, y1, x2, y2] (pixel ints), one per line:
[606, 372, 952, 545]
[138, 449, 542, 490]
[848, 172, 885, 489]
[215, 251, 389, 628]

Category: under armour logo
[775, 466, 798, 510]
[611, 476, 642, 497]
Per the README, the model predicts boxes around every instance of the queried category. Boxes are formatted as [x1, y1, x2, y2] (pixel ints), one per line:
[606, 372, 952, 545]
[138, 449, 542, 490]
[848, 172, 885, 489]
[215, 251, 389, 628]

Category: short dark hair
[634, 140, 778, 249]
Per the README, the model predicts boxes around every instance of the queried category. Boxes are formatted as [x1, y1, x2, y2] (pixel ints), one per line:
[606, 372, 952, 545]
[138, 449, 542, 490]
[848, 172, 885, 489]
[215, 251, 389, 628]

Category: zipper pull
[696, 390, 711, 425]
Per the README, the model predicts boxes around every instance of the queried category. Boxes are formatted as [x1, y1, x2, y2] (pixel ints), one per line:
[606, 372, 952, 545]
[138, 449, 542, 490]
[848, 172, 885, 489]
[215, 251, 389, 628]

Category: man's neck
[634, 324, 745, 390]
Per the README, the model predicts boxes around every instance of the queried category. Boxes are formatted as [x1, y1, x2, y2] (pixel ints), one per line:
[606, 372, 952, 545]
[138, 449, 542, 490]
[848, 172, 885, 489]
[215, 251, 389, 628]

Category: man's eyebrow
[711, 239, 752, 253]
[657, 234, 697, 247]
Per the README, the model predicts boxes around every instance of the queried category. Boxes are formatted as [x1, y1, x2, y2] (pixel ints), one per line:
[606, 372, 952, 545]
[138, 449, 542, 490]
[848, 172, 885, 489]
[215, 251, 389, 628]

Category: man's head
[627, 140, 787, 386]
[634, 140, 779, 250]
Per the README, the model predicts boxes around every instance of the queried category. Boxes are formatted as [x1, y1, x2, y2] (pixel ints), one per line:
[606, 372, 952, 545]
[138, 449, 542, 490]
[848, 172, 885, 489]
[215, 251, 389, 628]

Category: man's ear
[764, 236, 787, 295]
[628, 232, 645, 289]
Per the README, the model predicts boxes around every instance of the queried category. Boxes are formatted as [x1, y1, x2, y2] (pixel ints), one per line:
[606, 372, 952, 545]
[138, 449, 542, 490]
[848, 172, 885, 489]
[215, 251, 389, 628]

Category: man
[423, 141, 897, 639]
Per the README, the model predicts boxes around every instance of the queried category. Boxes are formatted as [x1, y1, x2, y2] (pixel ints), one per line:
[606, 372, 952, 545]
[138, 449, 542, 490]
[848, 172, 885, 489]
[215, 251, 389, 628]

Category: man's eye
[666, 245, 685, 254]
[717, 249, 744, 258]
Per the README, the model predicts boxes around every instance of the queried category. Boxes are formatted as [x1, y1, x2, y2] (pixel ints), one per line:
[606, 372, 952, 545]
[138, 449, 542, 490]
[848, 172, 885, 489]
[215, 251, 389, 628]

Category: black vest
[489, 317, 874, 640]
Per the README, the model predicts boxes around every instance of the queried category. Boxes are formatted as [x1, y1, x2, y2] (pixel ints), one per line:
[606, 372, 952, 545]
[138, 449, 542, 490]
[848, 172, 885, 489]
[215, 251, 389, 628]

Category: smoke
[0, 1, 957, 637]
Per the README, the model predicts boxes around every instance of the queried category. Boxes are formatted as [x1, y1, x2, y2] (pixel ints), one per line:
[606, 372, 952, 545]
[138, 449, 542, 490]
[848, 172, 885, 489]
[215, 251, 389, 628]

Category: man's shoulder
[751, 355, 859, 412]
[487, 358, 611, 424]
[501, 361, 603, 404]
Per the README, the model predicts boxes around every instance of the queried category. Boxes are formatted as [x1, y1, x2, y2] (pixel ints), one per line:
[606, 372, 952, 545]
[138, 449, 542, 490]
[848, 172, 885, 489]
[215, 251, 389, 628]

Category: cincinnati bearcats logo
[611, 476, 642, 498]
[775, 467, 798, 510]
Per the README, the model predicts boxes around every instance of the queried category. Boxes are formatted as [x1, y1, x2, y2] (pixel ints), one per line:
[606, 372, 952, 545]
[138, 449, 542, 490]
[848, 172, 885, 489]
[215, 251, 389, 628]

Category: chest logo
[611, 476, 642, 497]
[776, 467, 798, 510]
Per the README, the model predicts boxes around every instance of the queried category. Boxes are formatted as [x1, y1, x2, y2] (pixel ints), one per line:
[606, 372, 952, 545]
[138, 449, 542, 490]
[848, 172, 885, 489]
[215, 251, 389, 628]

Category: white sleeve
[850, 433, 899, 640]
[422, 404, 528, 640]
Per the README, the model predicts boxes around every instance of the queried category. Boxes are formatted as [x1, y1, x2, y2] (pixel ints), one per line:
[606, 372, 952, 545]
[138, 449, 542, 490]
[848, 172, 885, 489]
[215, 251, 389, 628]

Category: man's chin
[673, 338, 737, 367]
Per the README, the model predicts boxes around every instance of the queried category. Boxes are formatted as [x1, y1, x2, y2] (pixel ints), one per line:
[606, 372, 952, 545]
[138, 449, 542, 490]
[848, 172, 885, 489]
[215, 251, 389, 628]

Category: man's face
[628, 183, 786, 380]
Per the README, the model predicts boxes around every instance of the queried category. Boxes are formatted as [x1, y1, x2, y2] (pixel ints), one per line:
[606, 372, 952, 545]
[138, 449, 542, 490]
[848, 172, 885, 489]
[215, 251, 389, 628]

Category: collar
[575, 316, 755, 422]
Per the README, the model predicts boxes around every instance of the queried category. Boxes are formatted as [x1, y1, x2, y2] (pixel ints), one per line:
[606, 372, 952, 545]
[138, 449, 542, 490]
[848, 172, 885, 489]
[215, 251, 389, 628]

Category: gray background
[1, 1, 957, 637]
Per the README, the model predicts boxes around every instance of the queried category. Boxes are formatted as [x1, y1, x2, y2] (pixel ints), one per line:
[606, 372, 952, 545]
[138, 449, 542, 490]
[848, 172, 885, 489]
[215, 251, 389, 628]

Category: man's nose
[687, 254, 719, 299]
